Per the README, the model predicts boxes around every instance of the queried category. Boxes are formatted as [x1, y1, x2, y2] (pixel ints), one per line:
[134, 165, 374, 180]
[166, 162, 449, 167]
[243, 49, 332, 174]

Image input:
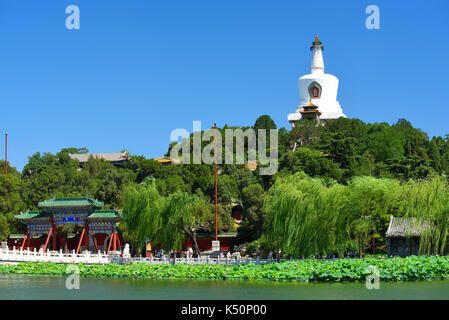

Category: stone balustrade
[131, 256, 278, 265]
[1, 246, 292, 266]
[0, 247, 110, 264]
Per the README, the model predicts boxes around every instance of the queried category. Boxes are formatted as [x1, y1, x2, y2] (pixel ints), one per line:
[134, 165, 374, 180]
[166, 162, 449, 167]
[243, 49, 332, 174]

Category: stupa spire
[310, 35, 324, 74]
[288, 35, 346, 125]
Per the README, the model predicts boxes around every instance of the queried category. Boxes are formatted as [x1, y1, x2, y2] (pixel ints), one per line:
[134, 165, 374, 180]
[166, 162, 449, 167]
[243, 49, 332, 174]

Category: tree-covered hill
[0, 115, 447, 255]
[282, 118, 448, 182]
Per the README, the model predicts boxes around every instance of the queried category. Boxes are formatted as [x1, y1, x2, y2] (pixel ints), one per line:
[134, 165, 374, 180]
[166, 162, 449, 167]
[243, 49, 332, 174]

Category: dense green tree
[399, 176, 449, 255]
[263, 172, 341, 257]
[279, 147, 344, 182]
[263, 172, 408, 257]
[158, 192, 212, 257]
[241, 184, 266, 239]
[0, 165, 27, 239]
[94, 168, 135, 208]
[123, 180, 231, 257]
[254, 115, 277, 130]
[123, 179, 164, 255]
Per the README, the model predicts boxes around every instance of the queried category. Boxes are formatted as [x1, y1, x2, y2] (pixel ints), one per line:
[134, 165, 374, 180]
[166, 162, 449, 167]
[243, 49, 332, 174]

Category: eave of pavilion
[87, 209, 122, 220]
[15, 210, 51, 221]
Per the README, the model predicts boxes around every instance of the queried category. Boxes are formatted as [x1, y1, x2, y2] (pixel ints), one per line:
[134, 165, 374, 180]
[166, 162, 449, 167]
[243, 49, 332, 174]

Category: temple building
[153, 155, 180, 165]
[69, 152, 129, 168]
[385, 215, 433, 257]
[14, 197, 123, 253]
[299, 99, 322, 122]
[288, 35, 346, 126]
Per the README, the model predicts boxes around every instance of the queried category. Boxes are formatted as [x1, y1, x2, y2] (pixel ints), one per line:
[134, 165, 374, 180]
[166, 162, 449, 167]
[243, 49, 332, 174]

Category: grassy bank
[1, 256, 449, 282]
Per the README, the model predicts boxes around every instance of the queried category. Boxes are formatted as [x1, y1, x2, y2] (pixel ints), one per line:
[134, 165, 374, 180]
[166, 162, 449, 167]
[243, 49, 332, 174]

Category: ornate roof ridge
[38, 196, 104, 207]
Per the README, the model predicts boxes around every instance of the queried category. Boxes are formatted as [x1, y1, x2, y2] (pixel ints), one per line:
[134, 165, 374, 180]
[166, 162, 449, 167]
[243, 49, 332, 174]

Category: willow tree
[123, 179, 164, 255]
[158, 192, 212, 257]
[123, 179, 218, 257]
[344, 176, 402, 256]
[263, 172, 347, 258]
[400, 176, 449, 255]
[263, 172, 407, 258]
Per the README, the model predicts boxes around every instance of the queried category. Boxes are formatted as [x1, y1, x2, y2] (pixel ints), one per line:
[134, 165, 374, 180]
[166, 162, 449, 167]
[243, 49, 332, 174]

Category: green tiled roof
[15, 210, 50, 220]
[38, 197, 104, 208]
[88, 209, 122, 219]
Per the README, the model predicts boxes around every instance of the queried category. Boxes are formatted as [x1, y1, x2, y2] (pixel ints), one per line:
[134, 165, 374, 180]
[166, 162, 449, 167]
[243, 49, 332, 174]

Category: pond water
[1, 274, 449, 300]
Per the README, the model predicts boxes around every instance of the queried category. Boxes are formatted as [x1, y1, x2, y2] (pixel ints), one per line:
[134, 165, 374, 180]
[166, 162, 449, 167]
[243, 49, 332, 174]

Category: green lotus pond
[2, 256, 449, 281]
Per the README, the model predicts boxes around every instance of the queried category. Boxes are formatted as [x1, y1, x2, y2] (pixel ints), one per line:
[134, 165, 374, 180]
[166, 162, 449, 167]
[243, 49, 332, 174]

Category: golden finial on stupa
[311, 34, 323, 50]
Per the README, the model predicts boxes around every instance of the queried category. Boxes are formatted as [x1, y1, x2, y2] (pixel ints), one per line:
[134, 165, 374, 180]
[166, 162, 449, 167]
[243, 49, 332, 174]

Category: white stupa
[288, 35, 346, 125]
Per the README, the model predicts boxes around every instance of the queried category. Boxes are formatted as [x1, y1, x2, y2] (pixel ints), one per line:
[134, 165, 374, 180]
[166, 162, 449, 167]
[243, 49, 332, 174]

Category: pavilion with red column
[15, 197, 122, 253]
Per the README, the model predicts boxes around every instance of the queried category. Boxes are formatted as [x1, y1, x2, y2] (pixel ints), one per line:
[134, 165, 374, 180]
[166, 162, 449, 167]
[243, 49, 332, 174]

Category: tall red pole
[214, 123, 218, 241]
[4, 133, 7, 175]
[4, 132, 7, 211]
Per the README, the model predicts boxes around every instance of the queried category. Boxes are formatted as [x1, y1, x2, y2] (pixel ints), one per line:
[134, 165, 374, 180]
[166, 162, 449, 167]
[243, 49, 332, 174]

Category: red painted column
[43, 226, 54, 253]
[52, 222, 56, 251]
[84, 223, 89, 251]
[21, 233, 28, 249]
[113, 233, 117, 252]
[76, 227, 85, 254]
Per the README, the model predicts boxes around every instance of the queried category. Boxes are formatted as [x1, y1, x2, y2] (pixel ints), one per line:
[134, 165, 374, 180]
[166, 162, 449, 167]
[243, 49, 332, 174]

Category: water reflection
[0, 274, 448, 300]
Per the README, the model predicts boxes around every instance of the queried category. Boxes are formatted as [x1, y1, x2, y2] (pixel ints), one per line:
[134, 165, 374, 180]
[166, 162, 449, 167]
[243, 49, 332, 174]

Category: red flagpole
[214, 123, 218, 241]
[4, 133, 7, 175]
[4, 132, 7, 211]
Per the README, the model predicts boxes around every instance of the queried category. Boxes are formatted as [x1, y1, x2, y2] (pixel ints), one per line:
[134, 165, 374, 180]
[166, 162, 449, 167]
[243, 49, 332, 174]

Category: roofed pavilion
[15, 197, 122, 254]
[299, 99, 322, 121]
[69, 152, 129, 168]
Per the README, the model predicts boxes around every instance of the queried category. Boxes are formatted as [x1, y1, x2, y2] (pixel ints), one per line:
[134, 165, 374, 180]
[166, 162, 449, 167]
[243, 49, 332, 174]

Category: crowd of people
[148, 248, 380, 260]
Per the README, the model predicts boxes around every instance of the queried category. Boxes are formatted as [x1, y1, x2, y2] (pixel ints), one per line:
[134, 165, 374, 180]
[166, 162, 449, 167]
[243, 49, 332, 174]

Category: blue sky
[0, 1, 448, 171]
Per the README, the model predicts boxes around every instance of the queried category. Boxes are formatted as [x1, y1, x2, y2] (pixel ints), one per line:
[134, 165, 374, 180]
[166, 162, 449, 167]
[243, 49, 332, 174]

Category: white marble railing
[131, 256, 279, 265]
[0, 247, 111, 264]
[0, 247, 296, 266]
